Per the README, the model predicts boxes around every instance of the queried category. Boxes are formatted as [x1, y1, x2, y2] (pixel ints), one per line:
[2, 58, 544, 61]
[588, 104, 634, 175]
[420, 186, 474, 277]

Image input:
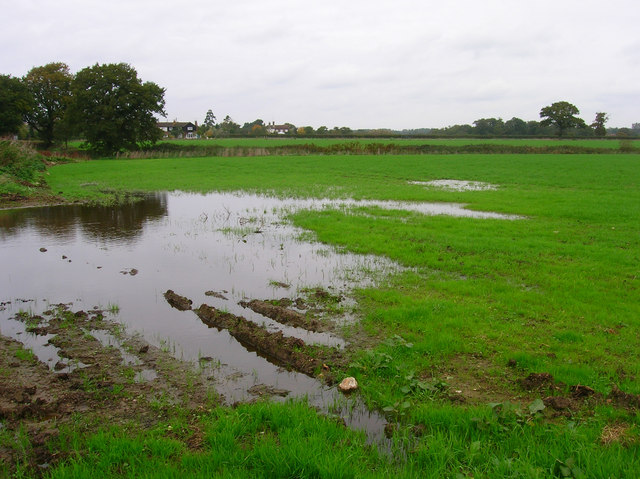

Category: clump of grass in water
[14, 347, 36, 363]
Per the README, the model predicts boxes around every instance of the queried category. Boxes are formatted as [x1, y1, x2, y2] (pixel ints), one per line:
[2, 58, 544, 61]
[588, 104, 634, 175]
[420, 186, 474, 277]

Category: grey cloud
[1, 0, 638, 128]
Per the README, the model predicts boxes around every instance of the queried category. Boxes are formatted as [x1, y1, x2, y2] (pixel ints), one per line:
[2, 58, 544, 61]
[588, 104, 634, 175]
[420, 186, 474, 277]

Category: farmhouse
[266, 122, 290, 135]
[157, 121, 198, 139]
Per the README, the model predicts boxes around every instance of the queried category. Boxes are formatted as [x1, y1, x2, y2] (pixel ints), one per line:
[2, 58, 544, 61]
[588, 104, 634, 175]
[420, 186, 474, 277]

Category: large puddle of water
[0, 191, 518, 441]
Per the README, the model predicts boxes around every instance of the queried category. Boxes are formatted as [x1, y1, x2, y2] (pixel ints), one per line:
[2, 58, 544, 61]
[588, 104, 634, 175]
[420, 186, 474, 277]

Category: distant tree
[503, 117, 528, 136]
[326, 126, 353, 136]
[250, 124, 266, 136]
[366, 128, 395, 136]
[70, 63, 165, 153]
[203, 109, 216, 128]
[23, 62, 73, 147]
[170, 125, 183, 139]
[539, 101, 586, 137]
[523, 120, 545, 136]
[198, 110, 216, 138]
[590, 112, 609, 137]
[615, 128, 631, 138]
[400, 128, 432, 135]
[0, 74, 33, 136]
[432, 124, 474, 136]
[219, 115, 240, 136]
[197, 124, 210, 138]
[297, 126, 314, 136]
[473, 118, 504, 136]
[241, 119, 265, 136]
[284, 123, 297, 136]
[316, 126, 328, 135]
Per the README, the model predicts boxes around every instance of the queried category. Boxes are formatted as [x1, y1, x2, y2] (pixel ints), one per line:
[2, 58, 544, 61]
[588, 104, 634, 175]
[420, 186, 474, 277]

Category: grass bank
[0, 140, 80, 207]
[161, 137, 633, 149]
[107, 137, 639, 159]
[6, 152, 640, 476]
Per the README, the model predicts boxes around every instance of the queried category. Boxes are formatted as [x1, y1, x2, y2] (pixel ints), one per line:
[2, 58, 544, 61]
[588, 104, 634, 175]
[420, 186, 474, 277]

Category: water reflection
[0, 192, 168, 243]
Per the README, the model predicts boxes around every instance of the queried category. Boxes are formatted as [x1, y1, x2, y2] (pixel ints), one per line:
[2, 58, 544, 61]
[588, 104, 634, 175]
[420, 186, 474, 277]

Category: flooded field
[408, 179, 498, 191]
[0, 191, 519, 441]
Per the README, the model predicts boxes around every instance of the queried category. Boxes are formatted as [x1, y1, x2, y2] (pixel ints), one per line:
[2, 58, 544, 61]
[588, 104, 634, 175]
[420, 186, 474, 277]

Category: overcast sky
[2, 0, 638, 129]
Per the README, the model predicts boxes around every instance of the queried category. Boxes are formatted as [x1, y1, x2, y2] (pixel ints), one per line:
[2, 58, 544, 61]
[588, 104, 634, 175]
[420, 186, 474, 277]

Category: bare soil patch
[425, 354, 640, 416]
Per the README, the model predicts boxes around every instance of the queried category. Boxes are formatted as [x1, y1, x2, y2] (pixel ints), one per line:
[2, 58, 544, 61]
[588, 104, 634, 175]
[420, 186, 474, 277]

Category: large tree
[70, 63, 165, 153]
[539, 101, 586, 137]
[23, 62, 73, 147]
[0, 74, 32, 136]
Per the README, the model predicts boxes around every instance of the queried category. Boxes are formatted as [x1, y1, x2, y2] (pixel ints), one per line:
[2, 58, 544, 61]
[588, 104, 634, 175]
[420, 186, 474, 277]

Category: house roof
[157, 121, 194, 128]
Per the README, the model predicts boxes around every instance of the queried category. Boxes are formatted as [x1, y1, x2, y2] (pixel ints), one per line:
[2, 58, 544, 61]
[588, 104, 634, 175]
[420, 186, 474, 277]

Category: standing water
[0, 191, 518, 441]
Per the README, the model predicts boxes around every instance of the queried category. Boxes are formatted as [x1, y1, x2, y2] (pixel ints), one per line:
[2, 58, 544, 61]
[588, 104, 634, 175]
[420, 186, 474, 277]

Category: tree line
[0, 62, 165, 153]
[2, 62, 638, 151]
[429, 103, 622, 138]
[191, 114, 354, 139]
[198, 102, 636, 140]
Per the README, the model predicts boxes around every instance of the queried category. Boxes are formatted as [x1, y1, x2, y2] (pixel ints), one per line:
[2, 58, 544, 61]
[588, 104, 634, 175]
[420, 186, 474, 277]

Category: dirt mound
[194, 303, 343, 380]
[543, 396, 575, 411]
[205, 290, 228, 300]
[608, 385, 640, 409]
[239, 299, 323, 332]
[570, 384, 599, 399]
[164, 289, 193, 310]
[518, 372, 559, 392]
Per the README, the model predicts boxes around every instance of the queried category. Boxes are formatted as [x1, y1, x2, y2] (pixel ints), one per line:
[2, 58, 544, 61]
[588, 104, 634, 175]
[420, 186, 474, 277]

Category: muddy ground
[3, 300, 640, 476]
[164, 289, 345, 380]
[0, 289, 349, 476]
[0, 192, 73, 212]
[0, 304, 217, 475]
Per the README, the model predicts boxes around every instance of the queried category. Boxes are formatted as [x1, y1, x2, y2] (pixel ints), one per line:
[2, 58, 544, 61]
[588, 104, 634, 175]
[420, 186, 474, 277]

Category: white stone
[338, 377, 358, 393]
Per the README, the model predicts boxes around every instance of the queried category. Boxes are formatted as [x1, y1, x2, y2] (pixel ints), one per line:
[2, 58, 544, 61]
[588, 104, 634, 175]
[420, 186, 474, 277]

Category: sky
[1, 0, 638, 130]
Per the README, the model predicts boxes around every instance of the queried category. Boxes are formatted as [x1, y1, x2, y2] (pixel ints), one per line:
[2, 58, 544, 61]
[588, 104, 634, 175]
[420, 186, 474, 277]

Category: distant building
[157, 121, 198, 139]
[266, 122, 290, 135]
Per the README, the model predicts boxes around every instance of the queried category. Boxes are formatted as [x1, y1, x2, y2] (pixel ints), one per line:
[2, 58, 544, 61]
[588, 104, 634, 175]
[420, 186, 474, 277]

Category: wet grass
[15, 152, 640, 475]
[45, 401, 394, 478]
[19, 400, 640, 478]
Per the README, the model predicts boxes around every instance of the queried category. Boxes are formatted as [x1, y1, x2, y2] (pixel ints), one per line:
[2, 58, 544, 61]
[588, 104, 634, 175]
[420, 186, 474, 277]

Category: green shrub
[0, 140, 47, 183]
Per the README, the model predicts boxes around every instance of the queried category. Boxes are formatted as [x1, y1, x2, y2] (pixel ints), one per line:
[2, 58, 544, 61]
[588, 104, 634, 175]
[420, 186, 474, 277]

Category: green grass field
[15, 152, 640, 476]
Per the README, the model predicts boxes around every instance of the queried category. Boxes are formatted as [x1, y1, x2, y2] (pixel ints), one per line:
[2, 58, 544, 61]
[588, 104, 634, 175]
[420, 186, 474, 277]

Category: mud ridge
[164, 289, 193, 311]
[194, 303, 342, 381]
[239, 299, 324, 332]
